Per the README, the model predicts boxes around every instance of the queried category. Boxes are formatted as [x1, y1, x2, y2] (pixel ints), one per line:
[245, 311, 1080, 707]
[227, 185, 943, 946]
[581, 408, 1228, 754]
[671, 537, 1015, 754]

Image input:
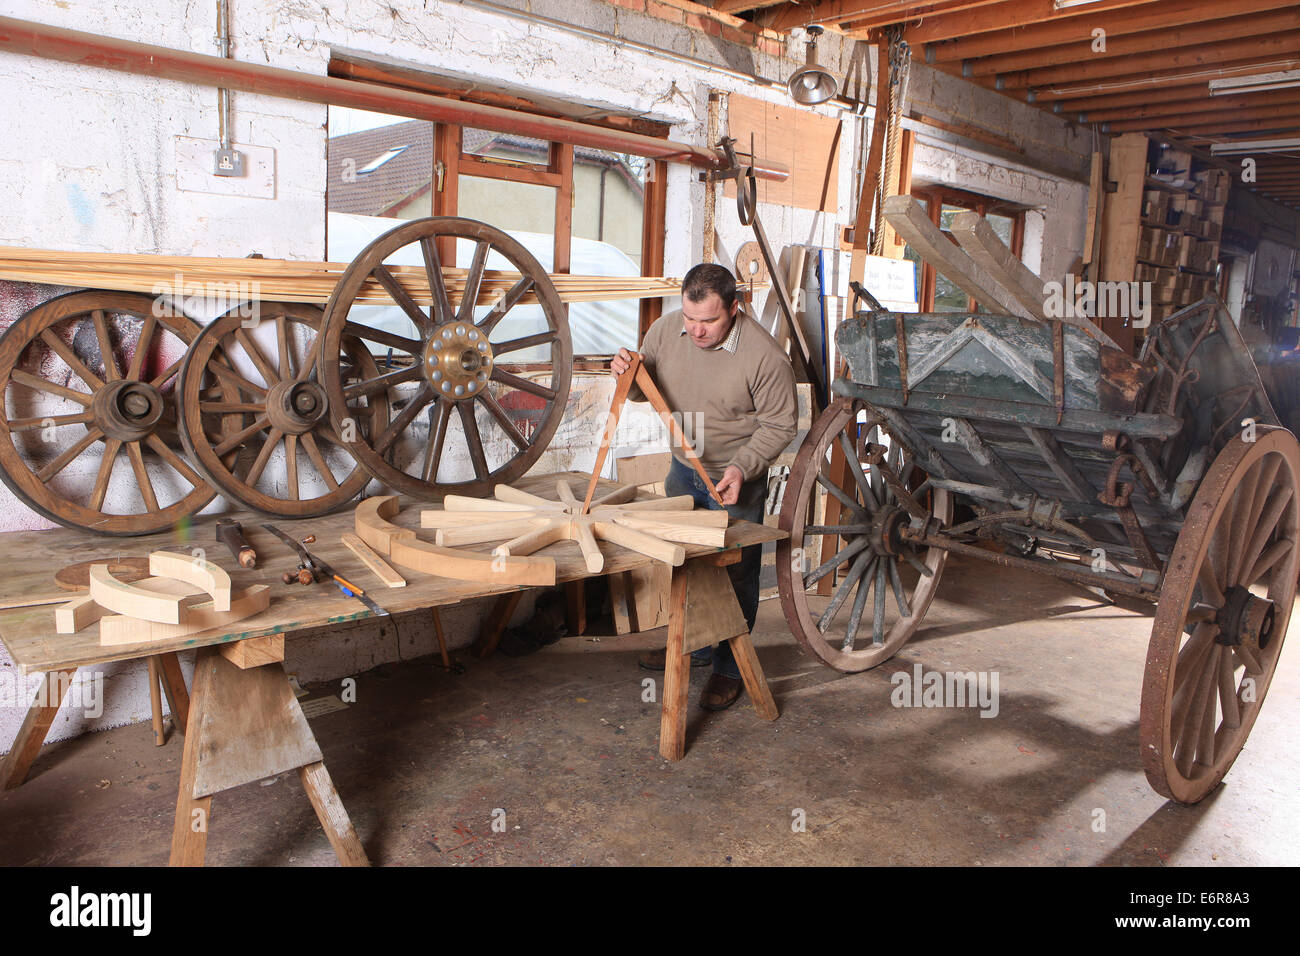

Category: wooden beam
[1083, 88, 1300, 123]
[997, 32, 1300, 89]
[928, 0, 1299, 63]
[1027, 57, 1300, 102]
[901, 0, 1161, 46]
[1105, 106, 1300, 134]
[966, 7, 1300, 77]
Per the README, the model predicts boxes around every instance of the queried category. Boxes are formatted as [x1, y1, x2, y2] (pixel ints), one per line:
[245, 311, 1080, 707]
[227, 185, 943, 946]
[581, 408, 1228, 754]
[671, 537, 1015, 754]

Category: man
[612, 263, 797, 710]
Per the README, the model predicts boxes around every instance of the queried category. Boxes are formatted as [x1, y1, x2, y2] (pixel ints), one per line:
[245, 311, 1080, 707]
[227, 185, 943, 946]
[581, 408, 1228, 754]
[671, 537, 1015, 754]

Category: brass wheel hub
[266, 379, 329, 435]
[424, 323, 494, 401]
[1215, 586, 1276, 651]
[93, 379, 164, 441]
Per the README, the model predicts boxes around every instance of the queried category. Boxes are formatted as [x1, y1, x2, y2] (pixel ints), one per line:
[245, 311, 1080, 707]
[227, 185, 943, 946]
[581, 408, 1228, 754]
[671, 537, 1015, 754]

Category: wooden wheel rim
[1141, 426, 1300, 803]
[177, 302, 387, 517]
[0, 290, 215, 535]
[317, 217, 572, 500]
[777, 398, 952, 672]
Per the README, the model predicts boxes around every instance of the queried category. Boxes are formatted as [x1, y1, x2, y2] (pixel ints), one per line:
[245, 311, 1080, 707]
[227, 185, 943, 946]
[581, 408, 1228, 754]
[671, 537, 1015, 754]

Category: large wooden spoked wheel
[0, 290, 216, 534]
[317, 217, 572, 499]
[777, 398, 953, 672]
[177, 302, 387, 517]
[1141, 426, 1300, 803]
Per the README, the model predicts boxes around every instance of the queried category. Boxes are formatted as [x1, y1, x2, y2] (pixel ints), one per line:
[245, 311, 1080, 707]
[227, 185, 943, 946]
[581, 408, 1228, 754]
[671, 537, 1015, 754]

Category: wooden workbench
[0, 471, 785, 865]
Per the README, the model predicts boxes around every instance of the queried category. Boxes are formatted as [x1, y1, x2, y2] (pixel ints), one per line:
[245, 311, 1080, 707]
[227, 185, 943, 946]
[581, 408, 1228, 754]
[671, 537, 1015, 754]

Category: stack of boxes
[1136, 146, 1230, 324]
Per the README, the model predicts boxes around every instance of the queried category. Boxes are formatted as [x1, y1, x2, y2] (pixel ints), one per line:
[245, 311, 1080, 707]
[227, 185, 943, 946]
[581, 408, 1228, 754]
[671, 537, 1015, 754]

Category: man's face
[682, 292, 738, 350]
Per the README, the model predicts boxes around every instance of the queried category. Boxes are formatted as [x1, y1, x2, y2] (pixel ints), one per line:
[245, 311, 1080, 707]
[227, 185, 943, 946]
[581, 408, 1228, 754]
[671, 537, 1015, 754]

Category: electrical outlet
[213, 148, 245, 177]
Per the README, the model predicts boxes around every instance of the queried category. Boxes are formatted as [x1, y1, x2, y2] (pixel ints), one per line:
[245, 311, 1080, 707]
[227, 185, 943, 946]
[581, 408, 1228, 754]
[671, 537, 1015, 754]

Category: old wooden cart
[776, 294, 1298, 804]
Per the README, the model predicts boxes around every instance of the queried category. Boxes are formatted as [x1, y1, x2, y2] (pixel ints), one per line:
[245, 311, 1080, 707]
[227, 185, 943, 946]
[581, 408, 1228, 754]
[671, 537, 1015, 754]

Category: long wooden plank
[340, 533, 406, 588]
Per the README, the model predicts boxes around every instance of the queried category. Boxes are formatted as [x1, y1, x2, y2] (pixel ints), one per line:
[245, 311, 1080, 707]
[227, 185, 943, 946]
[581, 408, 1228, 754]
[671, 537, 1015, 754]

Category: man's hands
[611, 348, 640, 376]
[714, 465, 744, 506]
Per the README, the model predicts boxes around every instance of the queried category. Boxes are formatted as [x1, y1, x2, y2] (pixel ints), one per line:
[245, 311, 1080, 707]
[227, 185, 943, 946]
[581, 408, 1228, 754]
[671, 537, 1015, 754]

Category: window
[326, 94, 668, 360]
[906, 186, 1027, 312]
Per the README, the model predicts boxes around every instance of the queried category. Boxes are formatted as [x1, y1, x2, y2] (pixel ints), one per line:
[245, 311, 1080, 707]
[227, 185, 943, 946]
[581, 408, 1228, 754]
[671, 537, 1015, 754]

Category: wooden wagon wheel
[317, 217, 572, 500]
[0, 290, 215, 534]
[1141, 425, 1300, 803]
[177, 302, 387, 516]
[777, 398, 953, 672]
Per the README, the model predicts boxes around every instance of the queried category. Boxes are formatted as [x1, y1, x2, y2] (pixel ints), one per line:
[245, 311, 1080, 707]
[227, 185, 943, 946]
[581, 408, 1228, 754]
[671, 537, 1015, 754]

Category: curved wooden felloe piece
[56, 576, 202, 634]
[149, 550, 232, 612]
[355, 495, 555, 586]
[99, 585, 272, 647]
[89, 563, 189, 625]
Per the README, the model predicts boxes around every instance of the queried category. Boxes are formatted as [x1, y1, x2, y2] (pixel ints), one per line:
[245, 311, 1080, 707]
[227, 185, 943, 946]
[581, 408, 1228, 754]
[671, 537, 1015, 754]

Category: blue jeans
[664, 457, 765, 679]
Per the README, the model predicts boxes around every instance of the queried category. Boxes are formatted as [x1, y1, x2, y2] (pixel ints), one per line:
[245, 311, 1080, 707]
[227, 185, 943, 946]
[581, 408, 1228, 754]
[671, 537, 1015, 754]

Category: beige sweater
[629, 310, 798, 482]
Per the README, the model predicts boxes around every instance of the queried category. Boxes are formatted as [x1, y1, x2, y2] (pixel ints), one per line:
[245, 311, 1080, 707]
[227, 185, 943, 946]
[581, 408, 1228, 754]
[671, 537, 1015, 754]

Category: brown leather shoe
[638, 647, 711, 671]
[699, 673, 743, 711]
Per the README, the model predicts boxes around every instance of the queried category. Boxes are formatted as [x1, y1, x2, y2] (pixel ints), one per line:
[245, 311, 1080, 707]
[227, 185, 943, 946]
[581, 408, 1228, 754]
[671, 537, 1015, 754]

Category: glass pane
[327, 106, 434, 237]
[457, 175, 556, 236]
[462, 127, 550, 166]
[986, 213, 1015, 248]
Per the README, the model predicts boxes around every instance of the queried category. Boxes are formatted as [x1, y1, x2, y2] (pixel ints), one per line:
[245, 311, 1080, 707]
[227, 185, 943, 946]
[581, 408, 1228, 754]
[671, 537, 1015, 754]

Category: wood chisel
[261, 523, 390, 617]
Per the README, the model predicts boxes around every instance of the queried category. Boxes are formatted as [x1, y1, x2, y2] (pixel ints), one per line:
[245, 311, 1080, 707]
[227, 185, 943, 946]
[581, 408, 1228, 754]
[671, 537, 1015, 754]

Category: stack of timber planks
[1137, 145, 1231, 326]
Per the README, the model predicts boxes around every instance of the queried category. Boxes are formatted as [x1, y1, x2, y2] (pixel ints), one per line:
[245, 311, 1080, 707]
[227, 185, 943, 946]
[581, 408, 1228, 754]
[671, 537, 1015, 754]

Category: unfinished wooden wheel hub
[423, 322, 494, 399]
[93, 379, 165, 441]
[265, 378, 329, 434]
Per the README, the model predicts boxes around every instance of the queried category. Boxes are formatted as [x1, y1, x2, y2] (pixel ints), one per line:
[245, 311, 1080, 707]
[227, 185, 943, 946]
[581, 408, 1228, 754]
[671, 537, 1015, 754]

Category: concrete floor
[1, 555, 1297, 867]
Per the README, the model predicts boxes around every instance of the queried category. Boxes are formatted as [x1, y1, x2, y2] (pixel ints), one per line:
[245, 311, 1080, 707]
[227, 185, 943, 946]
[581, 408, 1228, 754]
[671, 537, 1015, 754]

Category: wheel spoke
[419, 236, 454, 326]
[458, 401, 489, 481]
[126, 313, 158, 381]
[89, 437, 121, 511]
[39, 329, 104, 391]
[1246, 537, 1293, 586]
[458, 240, 490, 324]
[1173, 631, 1219, 776]
[343, 364, 422, 401]
[1237, 484, 1294, 587]
[299, 432, 339, 491]
[373, 386, 433, 456]
[235, 328, 280, 386]
[285, 434, 299, 501]
[804, 524, 873, 536]
[818, 549, 873, 633]
[296, 340, 320, 383]
[492, 329, 557, 356]
[477, 389, 530, 452]
[342, 322, 422, 356]
[1224, 461, 1263, 585]
[372, 264, 431, 332]
[837, 430, 878, 511]
[144, 434, 204, 489]
[421, 401, 452, 483]
[815, 468, 863, 515]
[490, 367, 555, 400]
[872, 559, 887, 645]
[91, 310, 121, 382]
[9, 369, 93, 406]
[841, 555, 876, 650]
[35, 427, 103, 482]
[276, 315, 294, 380]
[149, 356, 185, 390]
[199, 401, 267, 414]
[888, 558, 911, 617]
[244, 428, 283, 486]
[1234, 642, 1263, 674]
[213, 415, 270, 457]
[1196, 559, 1225, 609]
[1217, 647, 1241, 730]
[1169, 623, 1216, 754]
[125, 440, 160, 512]
[1193, 646, 1221, 768]
[207, 362, 268, 399]
[478, 276, 534, 335]
[5, 411, 95, 431]
[804, 535, 870, 588]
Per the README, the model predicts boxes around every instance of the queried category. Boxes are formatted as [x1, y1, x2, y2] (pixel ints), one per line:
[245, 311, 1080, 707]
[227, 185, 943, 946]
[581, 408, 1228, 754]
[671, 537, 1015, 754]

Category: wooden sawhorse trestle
[169, 642, 368, 867]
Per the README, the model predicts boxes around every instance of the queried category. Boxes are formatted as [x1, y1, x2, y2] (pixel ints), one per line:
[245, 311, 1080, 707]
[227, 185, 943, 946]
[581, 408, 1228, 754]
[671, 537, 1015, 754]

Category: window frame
[909, 185, 1027, 313]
